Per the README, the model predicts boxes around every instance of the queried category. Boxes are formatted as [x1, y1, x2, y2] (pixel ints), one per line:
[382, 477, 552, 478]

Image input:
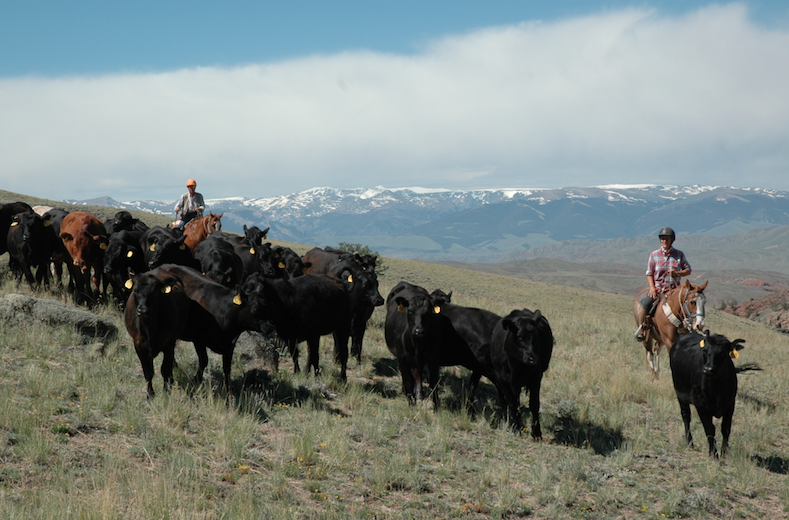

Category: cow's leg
[161, 344, 176, 394]
[397, 358, 417, 404]
[679, 400, 693, 447]
[527, 377, 543, 440]
[428, 363, 441, 408]
[350, 317, 367, 365]
[697, 408, 718, 458]
[193, 343, 209, 384]
[499, 384, 522, 431]
[221, 347, 234, 390]
[135, 346, 156, 399]
[721, 406, 735, 458]
[467, 370, 484, 412]
[332, 331, 350, 381]
[306, 337, 320, 376]
[288, 339, 300, 373]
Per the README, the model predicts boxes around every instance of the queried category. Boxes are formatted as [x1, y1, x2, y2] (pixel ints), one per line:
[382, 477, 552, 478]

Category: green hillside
[1, 249, 787, 518]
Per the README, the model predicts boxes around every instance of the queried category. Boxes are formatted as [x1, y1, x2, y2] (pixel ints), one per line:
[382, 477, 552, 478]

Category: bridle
[670, 285, 706, 331]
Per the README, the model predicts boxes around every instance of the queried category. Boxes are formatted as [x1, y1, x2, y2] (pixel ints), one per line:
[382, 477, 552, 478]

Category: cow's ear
[43, 215, 52, 227]
[395, 297, 407, 313]
[533, 309, 542, 321]
[61, 233, 73, 242]
[730, 338, 746, 359]
[503, 319, 515, 333]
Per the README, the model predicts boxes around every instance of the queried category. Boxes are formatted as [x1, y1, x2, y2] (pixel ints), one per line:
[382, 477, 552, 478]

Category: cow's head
[342, 268, 384, 307]
[148, 234, 189, 269]
[699, 331, 744, 377]
[129, 273, 181, 318]
[500, 308, 554, 369]
[60, 230, 108, 270]
[238, 275, 276, 335]
[396, 294, 441, 338]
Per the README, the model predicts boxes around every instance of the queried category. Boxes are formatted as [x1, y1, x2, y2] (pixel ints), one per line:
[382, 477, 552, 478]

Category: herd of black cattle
[1, 201, 762, 456]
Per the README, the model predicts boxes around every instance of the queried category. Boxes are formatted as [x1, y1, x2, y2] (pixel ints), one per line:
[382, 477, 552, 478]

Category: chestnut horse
[633, 279, 708, 379]
[183, 212, 223, 255]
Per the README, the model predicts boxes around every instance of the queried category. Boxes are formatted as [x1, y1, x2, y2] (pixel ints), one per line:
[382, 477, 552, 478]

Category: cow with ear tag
[670, 330, 761, 458]
[124, 272, 190, 398]
[489, 308, 554, 438]
[5, 210, 56, 289]
[151, 264, 275, 390]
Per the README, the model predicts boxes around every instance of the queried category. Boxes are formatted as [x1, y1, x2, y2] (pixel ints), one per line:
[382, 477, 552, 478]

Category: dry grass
[1, 254, 788, 519]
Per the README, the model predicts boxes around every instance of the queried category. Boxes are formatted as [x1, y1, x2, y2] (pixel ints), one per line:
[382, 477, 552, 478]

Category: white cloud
[1, 4, 788, 201]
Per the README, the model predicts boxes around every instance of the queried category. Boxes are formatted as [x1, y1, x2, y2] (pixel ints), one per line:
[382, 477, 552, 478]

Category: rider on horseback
[173, 178, 206, 230]
[635, 227, 692, 341]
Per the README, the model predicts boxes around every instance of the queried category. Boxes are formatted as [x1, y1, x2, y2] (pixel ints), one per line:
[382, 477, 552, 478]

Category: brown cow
[59, 211, 109, 304]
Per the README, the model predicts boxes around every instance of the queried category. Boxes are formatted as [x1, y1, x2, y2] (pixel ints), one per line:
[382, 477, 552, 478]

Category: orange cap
[186, 178, 197, 187]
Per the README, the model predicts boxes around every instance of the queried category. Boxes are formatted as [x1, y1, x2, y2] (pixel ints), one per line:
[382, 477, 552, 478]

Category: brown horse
[183, 212, 223, 255]
[633, 280, 708, 379]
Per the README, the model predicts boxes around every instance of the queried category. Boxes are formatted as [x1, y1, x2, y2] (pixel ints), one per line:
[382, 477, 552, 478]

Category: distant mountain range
[65, 184, 789, 262]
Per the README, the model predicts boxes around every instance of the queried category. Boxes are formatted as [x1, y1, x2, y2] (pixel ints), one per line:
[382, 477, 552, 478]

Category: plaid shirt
[646, 247, 690, 293]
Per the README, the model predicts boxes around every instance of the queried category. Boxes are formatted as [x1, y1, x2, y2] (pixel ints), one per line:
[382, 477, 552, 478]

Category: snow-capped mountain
[67, 185, 789, 262]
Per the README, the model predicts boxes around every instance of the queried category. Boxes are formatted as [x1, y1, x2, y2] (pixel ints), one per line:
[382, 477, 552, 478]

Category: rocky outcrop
[0, 294, 117, 344]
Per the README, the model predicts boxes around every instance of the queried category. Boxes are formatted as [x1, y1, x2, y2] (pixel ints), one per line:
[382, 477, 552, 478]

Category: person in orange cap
[173, 178, 206, 229]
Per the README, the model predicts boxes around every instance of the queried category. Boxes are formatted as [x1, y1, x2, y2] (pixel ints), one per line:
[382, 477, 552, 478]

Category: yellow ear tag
[302, 267, 308, 274]
[249, 247, 255, 254]
[730, 349, 739, 359]
[226, 276, 231, 283]
[699, 340, 705, 348]
[397, 303, 405, 313]
[100, 242, 108, 250]
[347, 274, 353, 283]
[161, 285, 172, 294]
[127, 250, 134, 258]
[43, 220, 51, 227]
[10, 222, 17, 226]
[263, 234, 267, 240]
[179, 243, 186, 250]
[278, 262, 285, 269]
[433, 305, 441, 314]
[124, 279, 133, 289]
[149, 243, 156, 252]
[233, 294, 242, 305]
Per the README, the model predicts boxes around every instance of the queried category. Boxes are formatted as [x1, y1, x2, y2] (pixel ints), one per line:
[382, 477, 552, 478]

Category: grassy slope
[1, 252, 788, 519]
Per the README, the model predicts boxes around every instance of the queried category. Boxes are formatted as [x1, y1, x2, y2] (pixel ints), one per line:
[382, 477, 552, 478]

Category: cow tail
[735, 363, 763, 374]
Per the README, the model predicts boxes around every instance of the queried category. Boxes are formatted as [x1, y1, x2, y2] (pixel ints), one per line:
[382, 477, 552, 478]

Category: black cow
[212, 231, 275, 280]
[41, 208, 72, 291]
[140, 226, 198, 270]
[105, 210, 149, 234]
[5, 211, 55, 289]
[488, 308, 554, 438]
[103, 229, 146, 304]
[670, 331, 762, 457]
[195, 234, 245, 288]
[246, 272, 353, 379]
[436, 301, 501, 401]
[242, 225, 269, 247]
[271, 245, 310, 280]
[302, 246, 385, 364]
[153, 264, 275, 389]
[124, 271, 190, 398]
[384, 282, 483, 405]
[1, 201, 34, 256]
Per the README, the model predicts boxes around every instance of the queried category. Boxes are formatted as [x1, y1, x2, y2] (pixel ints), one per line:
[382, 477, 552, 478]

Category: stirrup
[634, 325, 646, 341]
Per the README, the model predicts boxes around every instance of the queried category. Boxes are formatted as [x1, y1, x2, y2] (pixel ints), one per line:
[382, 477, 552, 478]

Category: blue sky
[2, 1, 789, 201]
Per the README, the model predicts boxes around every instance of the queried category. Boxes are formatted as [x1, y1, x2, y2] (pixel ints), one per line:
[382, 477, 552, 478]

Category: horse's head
[682, 279, 708, 332]
[207, 212, 223, 232]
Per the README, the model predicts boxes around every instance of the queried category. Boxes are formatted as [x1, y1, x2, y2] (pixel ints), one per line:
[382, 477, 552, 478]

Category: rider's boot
[634, 314, 650, 341]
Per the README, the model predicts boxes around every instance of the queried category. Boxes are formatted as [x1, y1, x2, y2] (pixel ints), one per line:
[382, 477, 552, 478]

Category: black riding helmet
[658, 227, 676, 240]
